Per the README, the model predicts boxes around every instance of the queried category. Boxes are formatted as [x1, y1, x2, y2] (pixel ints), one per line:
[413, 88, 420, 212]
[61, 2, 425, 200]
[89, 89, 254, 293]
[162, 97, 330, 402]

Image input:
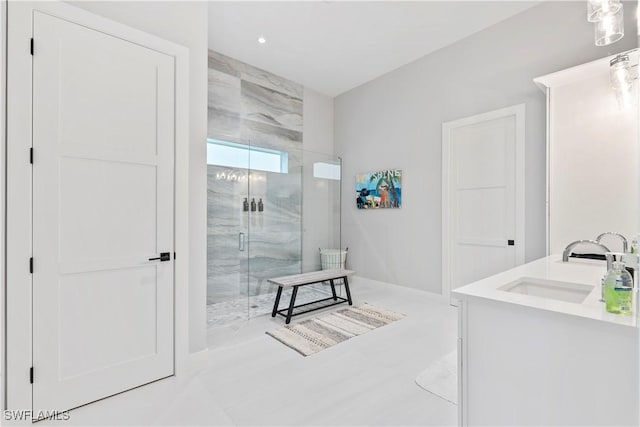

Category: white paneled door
[32, 11, 175, 412]
[442, 105, 525, 301]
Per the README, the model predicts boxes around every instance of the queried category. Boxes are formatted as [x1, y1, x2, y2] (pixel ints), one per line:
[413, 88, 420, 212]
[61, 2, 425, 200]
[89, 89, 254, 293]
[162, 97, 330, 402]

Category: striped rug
[266, 303, 405, 356]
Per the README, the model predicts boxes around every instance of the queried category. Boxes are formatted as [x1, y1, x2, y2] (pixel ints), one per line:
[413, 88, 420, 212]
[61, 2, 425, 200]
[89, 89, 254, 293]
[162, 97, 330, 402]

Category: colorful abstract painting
[356, 169, 402, 209]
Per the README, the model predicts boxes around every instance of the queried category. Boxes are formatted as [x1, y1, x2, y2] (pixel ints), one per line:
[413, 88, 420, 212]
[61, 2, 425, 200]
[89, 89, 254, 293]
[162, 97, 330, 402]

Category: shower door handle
[239, 232, 245, 252]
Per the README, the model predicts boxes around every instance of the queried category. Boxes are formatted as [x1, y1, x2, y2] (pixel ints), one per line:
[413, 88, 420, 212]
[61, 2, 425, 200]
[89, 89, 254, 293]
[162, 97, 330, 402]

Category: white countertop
[452, 254, 638, 328]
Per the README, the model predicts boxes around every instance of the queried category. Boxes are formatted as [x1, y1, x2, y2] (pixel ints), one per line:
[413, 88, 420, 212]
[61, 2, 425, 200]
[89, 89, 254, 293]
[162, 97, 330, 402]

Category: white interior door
[443, 105, 525, 300]
[32, 11, 175, 412]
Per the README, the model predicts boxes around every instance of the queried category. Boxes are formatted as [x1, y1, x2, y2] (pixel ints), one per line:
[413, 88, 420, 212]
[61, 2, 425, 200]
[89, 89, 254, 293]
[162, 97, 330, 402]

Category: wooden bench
[268, 269, 355, 324]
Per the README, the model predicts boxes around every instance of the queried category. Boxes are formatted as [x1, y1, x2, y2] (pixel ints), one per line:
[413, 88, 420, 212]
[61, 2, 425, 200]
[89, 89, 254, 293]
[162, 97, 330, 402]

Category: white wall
[334, 1, 638, 293]
[301, 87, 339, 271]
[71, 1, 209, 353]
[303, 88, 334, 154]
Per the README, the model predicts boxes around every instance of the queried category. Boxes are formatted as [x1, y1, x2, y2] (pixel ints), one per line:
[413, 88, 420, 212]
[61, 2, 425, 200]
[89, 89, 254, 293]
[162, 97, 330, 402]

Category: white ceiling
[208, 1, 539, 97]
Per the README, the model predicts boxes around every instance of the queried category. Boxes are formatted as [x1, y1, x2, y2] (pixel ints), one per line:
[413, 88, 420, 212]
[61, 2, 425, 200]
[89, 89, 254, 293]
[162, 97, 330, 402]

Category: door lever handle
[149, 252, 171, 262]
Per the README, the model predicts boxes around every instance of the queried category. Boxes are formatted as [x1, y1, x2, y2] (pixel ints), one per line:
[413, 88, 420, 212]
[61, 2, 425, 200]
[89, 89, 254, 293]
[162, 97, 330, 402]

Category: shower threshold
[207, 285, 337, 328]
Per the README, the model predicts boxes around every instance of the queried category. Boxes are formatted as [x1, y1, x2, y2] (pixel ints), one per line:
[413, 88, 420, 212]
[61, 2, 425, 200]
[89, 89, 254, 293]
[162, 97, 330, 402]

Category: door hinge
[174, 252, 176, 260]
[29, 367, 33, 384]
[508, 240, 515, 246]
[29, 147, 33, 164]
[29, 257, 33, 274]
[30, 38, 33, 55]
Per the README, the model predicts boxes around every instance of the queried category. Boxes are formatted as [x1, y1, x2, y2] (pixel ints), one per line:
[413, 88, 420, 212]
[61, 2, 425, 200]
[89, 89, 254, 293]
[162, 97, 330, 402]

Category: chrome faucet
[562, 239, 611, 262]
[596, 232, 628, 253]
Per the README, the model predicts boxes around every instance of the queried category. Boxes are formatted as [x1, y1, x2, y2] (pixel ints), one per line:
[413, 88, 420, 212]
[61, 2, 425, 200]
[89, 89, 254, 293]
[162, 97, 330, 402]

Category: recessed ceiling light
[257, 36, 266, 44]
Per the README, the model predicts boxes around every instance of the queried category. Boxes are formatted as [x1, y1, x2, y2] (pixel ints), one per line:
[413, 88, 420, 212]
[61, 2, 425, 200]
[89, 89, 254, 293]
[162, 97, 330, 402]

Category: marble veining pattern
[207, 69, 241, 112]
[241, 80, 303, 131]
[241, 118, 303, 146]
[208, 49, 304, 100]
[207, 51, 241, 78]
[206, 107, 242, 141]
[207, 49, 306, 325]
[207, 165, 303, 306]
[208, 49, 303, 144]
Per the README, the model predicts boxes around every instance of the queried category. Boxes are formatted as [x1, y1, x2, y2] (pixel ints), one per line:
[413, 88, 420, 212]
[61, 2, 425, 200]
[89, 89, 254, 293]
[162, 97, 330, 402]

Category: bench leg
[329, 279, 338, 301]
[271, 286, 283, 317]
[285, 286, 299, 324]
[343, 276, 353, 306]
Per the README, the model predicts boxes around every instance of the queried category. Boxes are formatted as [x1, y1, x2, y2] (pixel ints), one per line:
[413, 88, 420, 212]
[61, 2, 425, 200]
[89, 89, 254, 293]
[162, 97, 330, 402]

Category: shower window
[207, 138, 288, 173]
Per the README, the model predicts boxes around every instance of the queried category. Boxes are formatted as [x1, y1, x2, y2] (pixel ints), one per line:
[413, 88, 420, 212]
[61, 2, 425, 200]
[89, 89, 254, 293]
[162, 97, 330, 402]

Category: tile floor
[41, 276, 458, 426]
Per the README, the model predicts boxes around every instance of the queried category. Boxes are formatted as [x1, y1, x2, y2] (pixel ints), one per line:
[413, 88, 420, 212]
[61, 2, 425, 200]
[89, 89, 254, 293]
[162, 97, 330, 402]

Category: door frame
[3, 1, 190, 411]
[441, 104, 526, 299]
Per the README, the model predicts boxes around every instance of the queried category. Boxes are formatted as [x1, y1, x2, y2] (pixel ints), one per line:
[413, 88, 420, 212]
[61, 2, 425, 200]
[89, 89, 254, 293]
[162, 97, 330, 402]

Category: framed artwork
[356, 169, 402, 209]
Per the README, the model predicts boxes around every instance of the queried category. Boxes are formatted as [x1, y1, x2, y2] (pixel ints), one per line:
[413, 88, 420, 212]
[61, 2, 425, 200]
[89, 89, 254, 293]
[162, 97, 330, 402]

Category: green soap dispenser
[604, 261, 634, 315]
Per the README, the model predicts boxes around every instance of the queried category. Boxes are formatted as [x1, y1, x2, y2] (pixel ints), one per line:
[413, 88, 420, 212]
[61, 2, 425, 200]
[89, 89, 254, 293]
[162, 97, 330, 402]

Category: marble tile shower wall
[207, 49, 304, 304]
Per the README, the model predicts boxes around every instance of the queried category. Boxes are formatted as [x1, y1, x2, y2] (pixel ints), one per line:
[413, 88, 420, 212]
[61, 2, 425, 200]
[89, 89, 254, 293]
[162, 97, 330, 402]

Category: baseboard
[350, 274, 449, 303]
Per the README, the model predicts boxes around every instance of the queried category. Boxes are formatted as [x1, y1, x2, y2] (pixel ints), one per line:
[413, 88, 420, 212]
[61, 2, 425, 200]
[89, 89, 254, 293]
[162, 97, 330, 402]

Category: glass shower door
[246, 146, 343, 318]
[206, 139, 250, 325]
[246, 143, 303, 317]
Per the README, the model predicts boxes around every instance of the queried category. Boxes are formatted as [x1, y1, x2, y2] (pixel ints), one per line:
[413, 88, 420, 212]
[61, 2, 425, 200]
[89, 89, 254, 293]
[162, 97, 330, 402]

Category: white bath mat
[415, 350, 458, 405]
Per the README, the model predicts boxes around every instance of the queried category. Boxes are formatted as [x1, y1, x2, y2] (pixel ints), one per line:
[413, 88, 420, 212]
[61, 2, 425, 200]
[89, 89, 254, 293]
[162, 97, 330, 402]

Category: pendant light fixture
[595, 6, 625, 46]
[587, 0, 625, 46]
[587, 0, 621, 22]
[609, 54, 636, 109]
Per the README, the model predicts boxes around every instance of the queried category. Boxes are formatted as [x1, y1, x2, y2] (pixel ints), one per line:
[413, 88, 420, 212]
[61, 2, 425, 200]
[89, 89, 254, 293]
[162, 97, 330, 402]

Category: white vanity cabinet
[454, 256, 638, 426]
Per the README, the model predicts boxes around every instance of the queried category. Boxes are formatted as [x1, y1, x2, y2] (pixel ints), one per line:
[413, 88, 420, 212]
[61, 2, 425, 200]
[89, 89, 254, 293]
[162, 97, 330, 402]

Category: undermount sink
[499, 278, 593, 304]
